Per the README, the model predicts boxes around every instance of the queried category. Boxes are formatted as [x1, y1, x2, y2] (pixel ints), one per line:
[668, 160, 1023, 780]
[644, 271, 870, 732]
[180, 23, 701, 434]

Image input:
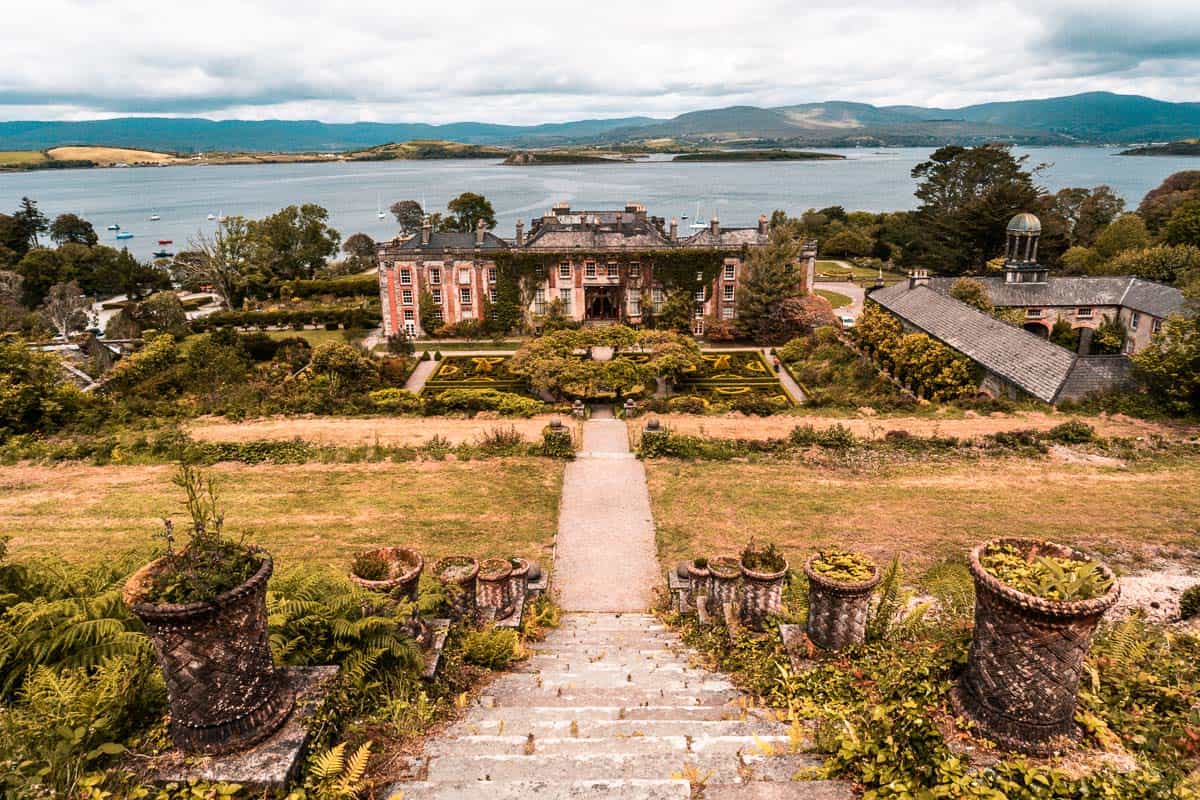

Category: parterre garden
[421, 355, 532, 396]
[673, 350, 793, 412]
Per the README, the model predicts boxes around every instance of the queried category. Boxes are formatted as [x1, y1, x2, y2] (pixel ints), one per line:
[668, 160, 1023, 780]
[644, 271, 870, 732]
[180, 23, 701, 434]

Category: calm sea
[2, 147, 1197, 262]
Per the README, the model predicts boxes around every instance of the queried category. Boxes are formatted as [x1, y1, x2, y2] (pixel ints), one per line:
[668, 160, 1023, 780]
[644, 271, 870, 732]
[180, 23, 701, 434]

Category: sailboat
[376, 196, 386, 220]
[149, 213, 161, 221]
[106, 223, 120, 231]
[688, 202, 707, 230]
[206, 213, 216, 221]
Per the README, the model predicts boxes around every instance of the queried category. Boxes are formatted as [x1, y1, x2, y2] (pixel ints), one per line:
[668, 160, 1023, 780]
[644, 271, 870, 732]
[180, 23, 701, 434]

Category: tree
[656, 289, 694, 334]
[130, 291, 189, 337]
[342, 233, 377, 262]
[1134, 311, 1200, 414]
[10, 198, 49, 252]
[1137, 171, 1200, 233]
[97, 249, 170, 300]
[417, 287, 441, 335]
[949, 278, 993, 313]
[185, 216, 254, 309]
[49, 214, 98, 246]
[1100, 245, 1200, 284]
[1094, 214, 1150, 260]
[908, 145, 1042, 275]
[15, 248, 67, 307]
[40, 280, 90, 340]
[1041, 186, 1124, 248]
[736, 227, 806, 343]
[1091, 315, 1126, 355]
[1164, 200, 1200, 248]
[1050, 318, 1079, 350]
[0, 337, 84, 437]
[1060, 245, 1102, 275]
[247, 204, 341, 287]
[444, 193, 496, 233]
[821, 227, 873, 258]
[390, 200, 425, 235]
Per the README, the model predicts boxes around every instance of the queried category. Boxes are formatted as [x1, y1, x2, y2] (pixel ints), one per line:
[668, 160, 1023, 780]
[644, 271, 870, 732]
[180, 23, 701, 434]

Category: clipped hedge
[191, 306, 381, 332]
[283, 275, 379, 298]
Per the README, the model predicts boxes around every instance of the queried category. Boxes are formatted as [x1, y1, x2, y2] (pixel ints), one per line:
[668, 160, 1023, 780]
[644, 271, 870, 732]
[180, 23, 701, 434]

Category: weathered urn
[349, 546, 424, 602]
[955, 538, 1119, 754]
[804, 555, 880, 651]
[434, 555, 480, 620]
[477, 558, 514, 618]
[707, 556, 741, 617]
[123, 551, 294, 755]
[507, 557, 532, 611]
[740, 556, 789, 629]
[686, 559, 712, 612]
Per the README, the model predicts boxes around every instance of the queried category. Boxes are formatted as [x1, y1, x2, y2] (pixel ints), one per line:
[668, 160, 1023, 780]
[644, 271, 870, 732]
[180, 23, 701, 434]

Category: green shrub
[284, 275, 378, 298]
[369, 387, 423, 413]
[461, 628, 522, 670]
[427, 388, 543, 417]
[541, 426, 574, 458]
[1046, 420, 1096, 444]
[1179, 584, 1200, 620]
[668, 395, 708, 414]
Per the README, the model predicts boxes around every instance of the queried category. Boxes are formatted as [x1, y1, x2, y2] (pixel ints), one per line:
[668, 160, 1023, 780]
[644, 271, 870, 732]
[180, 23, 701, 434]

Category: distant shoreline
[1119, 140, 1200, 157]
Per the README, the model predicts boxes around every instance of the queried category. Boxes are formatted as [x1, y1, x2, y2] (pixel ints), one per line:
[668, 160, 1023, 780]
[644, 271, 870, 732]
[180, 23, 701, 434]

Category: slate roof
[924, 275, 1186, 318]
[395, 231, 510, 252]
[1057, 357, 1133, 402]
[870, 282, 1079, 403]
[681, 228, 769, 248]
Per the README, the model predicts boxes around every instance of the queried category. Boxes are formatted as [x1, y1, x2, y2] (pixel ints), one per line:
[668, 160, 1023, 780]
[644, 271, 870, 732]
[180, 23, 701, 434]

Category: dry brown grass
[48, 146, 177, 164]
[186, 414, 577, 448]
[0, 459, 563, 570]
[646, 457, 1200, 572]
[636, 411, 1194, 442]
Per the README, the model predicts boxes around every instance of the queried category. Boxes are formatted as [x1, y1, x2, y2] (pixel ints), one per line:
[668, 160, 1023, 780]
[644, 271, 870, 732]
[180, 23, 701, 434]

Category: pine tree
[735, 226, 805, 344]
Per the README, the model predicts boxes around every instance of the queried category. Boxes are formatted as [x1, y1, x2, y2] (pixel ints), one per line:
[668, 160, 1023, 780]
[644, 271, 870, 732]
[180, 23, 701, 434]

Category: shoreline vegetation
[671, 148, 845, 161]
[1120, 139, 1200, 156]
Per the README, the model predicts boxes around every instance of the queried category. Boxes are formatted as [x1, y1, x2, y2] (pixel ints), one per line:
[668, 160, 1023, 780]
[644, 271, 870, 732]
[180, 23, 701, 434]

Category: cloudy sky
[2, 0, 1198, 123]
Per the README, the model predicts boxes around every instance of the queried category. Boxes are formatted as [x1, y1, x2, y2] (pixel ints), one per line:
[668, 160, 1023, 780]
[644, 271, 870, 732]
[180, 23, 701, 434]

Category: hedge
[191, 306, 381, 332]
[283, 275, 379, 298]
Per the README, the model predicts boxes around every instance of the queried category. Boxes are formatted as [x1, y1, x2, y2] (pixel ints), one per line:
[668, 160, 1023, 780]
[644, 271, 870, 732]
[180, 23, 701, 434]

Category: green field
[0, 150, 48, 167]
[815, 288, 852, 309]
[815, 260, 905, 285]
[265, 328, 360, 348]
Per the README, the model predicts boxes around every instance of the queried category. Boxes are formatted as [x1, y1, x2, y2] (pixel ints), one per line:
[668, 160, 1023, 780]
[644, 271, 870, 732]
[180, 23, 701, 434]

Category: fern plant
[304, 740, 373, 800]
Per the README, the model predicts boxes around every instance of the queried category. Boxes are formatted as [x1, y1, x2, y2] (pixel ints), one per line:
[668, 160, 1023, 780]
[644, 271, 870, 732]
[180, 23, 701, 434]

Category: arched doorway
[1022, 322, 1049, 339]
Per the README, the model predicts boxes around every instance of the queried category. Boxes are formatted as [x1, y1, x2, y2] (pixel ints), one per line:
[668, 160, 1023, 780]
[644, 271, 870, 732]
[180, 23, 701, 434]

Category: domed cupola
[1004, 212, 1047, 284]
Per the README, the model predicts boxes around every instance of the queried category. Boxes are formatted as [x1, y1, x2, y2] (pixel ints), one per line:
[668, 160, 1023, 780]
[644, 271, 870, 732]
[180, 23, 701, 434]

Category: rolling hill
[1, 92, 1197, 153]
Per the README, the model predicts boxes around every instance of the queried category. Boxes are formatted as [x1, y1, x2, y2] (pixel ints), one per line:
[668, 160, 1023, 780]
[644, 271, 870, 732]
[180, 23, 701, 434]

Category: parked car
[837, 313, 856, 329]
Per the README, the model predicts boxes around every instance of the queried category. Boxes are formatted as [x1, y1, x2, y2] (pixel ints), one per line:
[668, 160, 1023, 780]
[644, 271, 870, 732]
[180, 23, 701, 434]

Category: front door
[585, 287, 621, 320]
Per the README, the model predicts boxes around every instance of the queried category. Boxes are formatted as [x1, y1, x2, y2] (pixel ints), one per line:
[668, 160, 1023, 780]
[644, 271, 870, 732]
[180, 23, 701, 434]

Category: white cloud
[0, 0, 1198, 122]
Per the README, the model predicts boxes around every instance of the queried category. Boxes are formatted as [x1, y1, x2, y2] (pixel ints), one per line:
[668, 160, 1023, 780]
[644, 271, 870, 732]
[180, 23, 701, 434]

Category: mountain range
[2, 92, 1199, 153]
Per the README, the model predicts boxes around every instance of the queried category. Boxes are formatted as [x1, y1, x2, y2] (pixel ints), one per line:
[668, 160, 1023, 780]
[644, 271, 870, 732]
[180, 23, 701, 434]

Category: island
[502, 150, 633, 165]
[346, 140, 510, 160]
[1119, 139, 1200, 156]
[671, 149, 845, 162]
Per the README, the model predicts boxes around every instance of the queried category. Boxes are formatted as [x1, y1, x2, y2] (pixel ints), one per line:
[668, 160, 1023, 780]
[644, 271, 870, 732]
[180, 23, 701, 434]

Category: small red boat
[157, 239, 173, 245]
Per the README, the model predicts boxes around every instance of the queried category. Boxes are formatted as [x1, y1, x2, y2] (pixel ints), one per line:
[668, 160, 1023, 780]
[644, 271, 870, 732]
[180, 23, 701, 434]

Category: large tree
[908, 145, 1042, 275]
[1164, 200, 1200, 248]
[49, 213, 98, 247]
[10, 198, 49, 252]
[247, 204, 341, 286]
[184, 216, 254, 309]
[40, 280, 91, 340]
[735, 226, 808, 343]
[444, 192, 496, 233]
[1137, 171, 1200, 233]
[389, 200, 425, 235]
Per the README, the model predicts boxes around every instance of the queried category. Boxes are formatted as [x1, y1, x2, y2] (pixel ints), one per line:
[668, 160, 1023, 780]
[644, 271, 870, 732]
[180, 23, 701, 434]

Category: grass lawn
[266, 328, 361, 348]
[0, 459, 563, 571]
[646, 457, 1200, 574]
[0, 150, 48, 167]
[419, 341, 524, 352]
[815, 260, 905, 285]
[815, 288, 852, 309]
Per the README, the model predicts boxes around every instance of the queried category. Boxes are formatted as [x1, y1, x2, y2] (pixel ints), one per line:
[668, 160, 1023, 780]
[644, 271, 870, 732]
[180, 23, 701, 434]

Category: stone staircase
[386, 613, 852, 799]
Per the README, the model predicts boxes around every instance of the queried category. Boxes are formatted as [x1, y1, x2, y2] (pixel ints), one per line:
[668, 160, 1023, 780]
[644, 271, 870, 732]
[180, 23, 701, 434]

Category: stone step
[527, 646, 686, 659]
[418, 751, 825, 783]
[483, 686, 743, 707]
[386, 778, 691, 800]
[518, 657, 694, 672]
[545, 632, 682, 647]
[703, 782, 857, 800]
[422, 734, 797, 757]
[466, 704, 763, 723]
[449, 718, 794, 739]
[495, 672, 734, 692]
[557, 615, 663, 628]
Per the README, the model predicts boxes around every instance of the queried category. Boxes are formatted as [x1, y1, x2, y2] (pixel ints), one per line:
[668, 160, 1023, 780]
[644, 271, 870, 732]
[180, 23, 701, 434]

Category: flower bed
[422, 356, 533, 395]
[675, 350, 793, 411]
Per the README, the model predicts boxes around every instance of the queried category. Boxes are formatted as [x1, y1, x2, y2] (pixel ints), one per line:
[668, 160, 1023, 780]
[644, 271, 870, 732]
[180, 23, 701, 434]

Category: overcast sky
[2, 0, 1198, 123]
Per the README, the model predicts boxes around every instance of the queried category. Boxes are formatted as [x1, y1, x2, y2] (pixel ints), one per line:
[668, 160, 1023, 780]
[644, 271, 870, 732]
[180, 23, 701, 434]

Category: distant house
[865, 212, 1188, 403]
[376, 202, 817, 338]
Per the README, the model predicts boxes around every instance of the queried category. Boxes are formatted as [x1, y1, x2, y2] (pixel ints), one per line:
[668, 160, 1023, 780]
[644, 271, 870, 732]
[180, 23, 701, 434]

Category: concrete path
[554, 418, 659, 612]
[813, 281, 865, 319]
[765, 348, 807, 405]
[403, 359, 439, 393]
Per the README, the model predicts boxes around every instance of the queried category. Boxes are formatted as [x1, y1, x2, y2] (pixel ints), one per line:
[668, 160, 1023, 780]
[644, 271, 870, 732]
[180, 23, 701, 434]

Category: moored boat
[158, 239, 173, 245]
[116, 232, 134, 240]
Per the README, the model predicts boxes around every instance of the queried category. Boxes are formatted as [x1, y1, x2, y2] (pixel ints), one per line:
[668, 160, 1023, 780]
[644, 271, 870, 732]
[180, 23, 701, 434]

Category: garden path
[766, 348, 807, 405]
[403, 359, 439, 393]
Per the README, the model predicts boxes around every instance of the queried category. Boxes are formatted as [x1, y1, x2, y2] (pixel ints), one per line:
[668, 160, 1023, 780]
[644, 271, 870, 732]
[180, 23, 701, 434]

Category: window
[1025, 308, 1043, 318]
[400, 268, 412, 285]
[535, 264, 544, 278]
[488, 288, 497, 303]
[1123, 339, 1135, 354]
[1152, 318, 1163, 334]
[431, 288, 442, 304]
[628, 292, 640, 316]
[559, 262, 571, 278]
[585, 262, 596, 279]
[403, 310, 414, 321]
[534, 288, 546, 315]
[459, 287, 472, 305]
[694, 288, 706, 301]
[429, 267, 441, 285]
[722, 306, 735, 320]
[694, 303, 705, 319]
[401, 289, 413, 305]
[695, 271, 703, 281]
[652, 288, 665, 313]
[431, 307, 443, 322]
[559, 288, 572, 314]
[723, 284, 734, 301]
[607, 262, 618, 277]
[1077, 307, 1094, 319]
[724, 263, 735, 280]
[458, 269, 471, 285]
[628, 262, 641, 278]
[1129, 311, 1140, 331]
[488, 268, 497, 284]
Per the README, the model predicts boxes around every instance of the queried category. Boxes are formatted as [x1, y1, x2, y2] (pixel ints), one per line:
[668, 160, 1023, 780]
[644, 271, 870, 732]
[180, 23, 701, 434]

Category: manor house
[376, 202, 816, 338]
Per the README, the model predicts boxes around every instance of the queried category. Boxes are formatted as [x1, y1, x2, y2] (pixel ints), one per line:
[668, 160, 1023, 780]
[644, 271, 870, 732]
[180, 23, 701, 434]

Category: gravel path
[554, 419, 659, 612]
[403, 359, 439, 393]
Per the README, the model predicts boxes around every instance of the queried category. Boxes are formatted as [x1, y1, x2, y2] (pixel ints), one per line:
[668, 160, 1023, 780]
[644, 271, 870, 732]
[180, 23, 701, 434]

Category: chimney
[552, 201, 570, 216]
[420, 216, 432, 246]
[475, 217, 486, 246]
[709, 216, 720, 236]
[669, 217, 678, 241]
[758, 214, 769, 235]
[908, 269, 929, 289]
[515, 219, 525, 247]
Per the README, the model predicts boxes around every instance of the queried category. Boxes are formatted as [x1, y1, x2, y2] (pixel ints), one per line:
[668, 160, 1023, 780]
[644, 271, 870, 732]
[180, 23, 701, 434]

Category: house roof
[870, 282, 1080, 403]
[924, 275, 1186, 318]
[395, 231, 510, 252]
[680, 228, 769, 248]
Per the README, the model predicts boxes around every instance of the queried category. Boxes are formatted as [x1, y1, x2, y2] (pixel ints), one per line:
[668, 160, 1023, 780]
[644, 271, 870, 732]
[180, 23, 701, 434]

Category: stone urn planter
[687, 559, 712, 612]
[507, 557, 532, 610]
[740, 546, 789, 629]
[477, 558, 514, 618]
[348, 547, 423, 602]
[434, 556, 479, 620]
[804, 551, 880, 651]
[123, 550, 295, 755]
[954, 538, 1119, 754]
[707, 556, 741, 618]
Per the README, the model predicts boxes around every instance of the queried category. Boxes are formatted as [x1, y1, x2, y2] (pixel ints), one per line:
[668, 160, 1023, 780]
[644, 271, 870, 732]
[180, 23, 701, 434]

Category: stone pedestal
[667, 570, 690, 613]
[147, 666, 338, 790]
[421, 619, 452, 680]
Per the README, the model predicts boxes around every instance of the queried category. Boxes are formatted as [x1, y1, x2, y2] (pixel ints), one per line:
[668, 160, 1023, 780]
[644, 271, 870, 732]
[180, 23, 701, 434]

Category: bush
[1046, 420, 1096, 444]
[541, 426, 574, 458]
[668, 395, 708, 414]
[369, 387, 424, 413]
[1180, 584, 1200, 620]
[426, 388, 543, 417]
[284, 275, 378, 298]
[461, 628, 523, 669]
